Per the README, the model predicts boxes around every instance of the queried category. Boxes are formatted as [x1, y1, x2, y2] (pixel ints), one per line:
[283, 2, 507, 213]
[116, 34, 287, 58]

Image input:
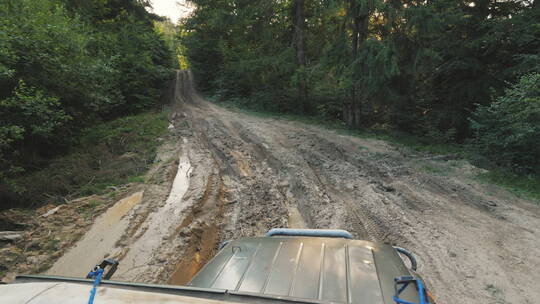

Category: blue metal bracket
[393, 276, 431, 304]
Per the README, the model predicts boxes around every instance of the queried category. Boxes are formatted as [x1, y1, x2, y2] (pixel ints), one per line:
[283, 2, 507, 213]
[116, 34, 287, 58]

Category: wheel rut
[178, 96, 540, 304]
[45, 71, 540, 304]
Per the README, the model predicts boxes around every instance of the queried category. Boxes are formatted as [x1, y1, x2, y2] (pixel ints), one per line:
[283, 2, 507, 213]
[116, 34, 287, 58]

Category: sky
[149, 0, 194, 23]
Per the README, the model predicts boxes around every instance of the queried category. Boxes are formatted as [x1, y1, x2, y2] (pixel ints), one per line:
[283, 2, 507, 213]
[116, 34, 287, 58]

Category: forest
[0, 2, 539, 300]
[181, 0, 539, 174]
[0, 0, 538, 209]
[0, 0, 174, 206]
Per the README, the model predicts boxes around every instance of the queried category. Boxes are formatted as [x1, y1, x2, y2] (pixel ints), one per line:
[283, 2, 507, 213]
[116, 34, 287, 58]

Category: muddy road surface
[48, 72, 540, 304]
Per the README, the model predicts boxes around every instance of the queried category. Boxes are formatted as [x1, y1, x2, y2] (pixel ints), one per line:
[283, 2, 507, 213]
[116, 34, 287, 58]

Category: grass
[5, 110, 169, 208]
[448, 160, 467, 168]
[478, 170, 540, 201]
[485, 284, 505, 303]
[422, 165, 448, 175]
[77, 201, 103, 220]
[45, 238, 60, 253]
[80, 111, 170, 155]
[128, 176, 145, 183]
[215, 96, 540, 201]
[357, 145, 367, 151]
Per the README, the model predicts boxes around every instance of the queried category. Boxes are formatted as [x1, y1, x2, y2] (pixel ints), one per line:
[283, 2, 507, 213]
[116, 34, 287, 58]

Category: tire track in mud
[218, 114, 399, 243]
[177, 97, 540, 304]
[183, 101, 403, 247]
[113, 144, 194, 282]
[48, 71, 540, 304]
[280, 130, 395, 242]
[167, 169, 225, 285]
[190, 109, 290, 237]
[160, 102, 293, 284]
[191, 101, 396, 248]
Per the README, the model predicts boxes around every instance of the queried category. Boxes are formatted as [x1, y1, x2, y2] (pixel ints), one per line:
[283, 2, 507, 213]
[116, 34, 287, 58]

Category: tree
[0, 0, 173, 187]
[181, 0, 540, 149]
[344, 0, 373, 129]
[294, 0, 308, 113]
[470, 73, 540, 173]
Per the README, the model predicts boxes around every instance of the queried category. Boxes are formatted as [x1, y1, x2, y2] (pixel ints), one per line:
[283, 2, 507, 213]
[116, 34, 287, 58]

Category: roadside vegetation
[0, 107, 169, 280]
[2, 111, 169, 209]
[183, 0, 539, 199]
[478, 171, 540, 201]
[0, 0, 175, 209]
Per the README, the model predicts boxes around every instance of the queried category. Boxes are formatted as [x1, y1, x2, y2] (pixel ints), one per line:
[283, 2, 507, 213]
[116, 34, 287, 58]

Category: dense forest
[0, 0, 538, 209]
[0, 0, 174, 203]
[181, 0, 540, 173]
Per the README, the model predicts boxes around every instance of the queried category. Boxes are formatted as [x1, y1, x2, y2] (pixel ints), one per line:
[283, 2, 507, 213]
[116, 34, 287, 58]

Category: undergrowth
[478, 171, 540, 202]
[422, 165, 448, 175]
[213, 97, 539, 202]
[1, 110, 169, 209]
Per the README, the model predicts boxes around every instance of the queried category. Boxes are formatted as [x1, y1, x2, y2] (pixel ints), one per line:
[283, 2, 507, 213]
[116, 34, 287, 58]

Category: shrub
[470, 74, 540, 173]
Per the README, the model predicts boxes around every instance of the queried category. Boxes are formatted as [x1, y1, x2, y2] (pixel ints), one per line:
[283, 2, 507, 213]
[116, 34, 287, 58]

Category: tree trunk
[294, 0, 308, 114]
[348, 1, 361, 129]
[354, 14, 369, 128]
[344, 0, 370, 129]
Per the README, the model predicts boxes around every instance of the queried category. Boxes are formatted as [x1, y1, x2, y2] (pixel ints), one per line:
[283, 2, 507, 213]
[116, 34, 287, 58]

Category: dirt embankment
[3, 70, 540, 304]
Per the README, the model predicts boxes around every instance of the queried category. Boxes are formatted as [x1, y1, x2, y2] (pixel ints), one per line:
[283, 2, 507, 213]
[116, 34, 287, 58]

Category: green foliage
[2, 111, 169, 209]
[81, 111, 170, 155]
[181, 0, 298, 111]
[1, 81, 70, 138]
[112, 15, 174, 112]
[478, 170, 540, 202]
[0, 0, 122, 115]
[183, 0, 539, 174]
[128, 176, 145, 183]
[470, 73, 540, 173]
[0, 0, 173, 194]
[154, 20, 185, 69]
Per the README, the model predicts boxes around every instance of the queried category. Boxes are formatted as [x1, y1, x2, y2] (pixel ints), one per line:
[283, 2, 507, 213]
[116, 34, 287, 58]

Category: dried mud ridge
[10, 71, 540, 304]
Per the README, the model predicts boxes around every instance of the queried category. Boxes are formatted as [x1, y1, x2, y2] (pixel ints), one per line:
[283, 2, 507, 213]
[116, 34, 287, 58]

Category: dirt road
[49, 71, 540, 304]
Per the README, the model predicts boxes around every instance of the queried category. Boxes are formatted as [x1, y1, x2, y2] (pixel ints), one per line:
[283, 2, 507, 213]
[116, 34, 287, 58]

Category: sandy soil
[11, 71, 540, 304]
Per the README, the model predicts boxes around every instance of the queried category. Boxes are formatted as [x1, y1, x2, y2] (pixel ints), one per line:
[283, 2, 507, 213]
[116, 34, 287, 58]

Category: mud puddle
[167, 171, 226, 286]
[114, 151, 192, 281]
[167, 222, 220, 285]
[46, 191, 143, 277]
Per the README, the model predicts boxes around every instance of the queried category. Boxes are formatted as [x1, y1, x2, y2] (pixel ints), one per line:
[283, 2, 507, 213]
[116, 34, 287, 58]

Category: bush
[0, 0, 173, 185]
[470, 74, 540, 173]
[1, 111, 169, 209]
